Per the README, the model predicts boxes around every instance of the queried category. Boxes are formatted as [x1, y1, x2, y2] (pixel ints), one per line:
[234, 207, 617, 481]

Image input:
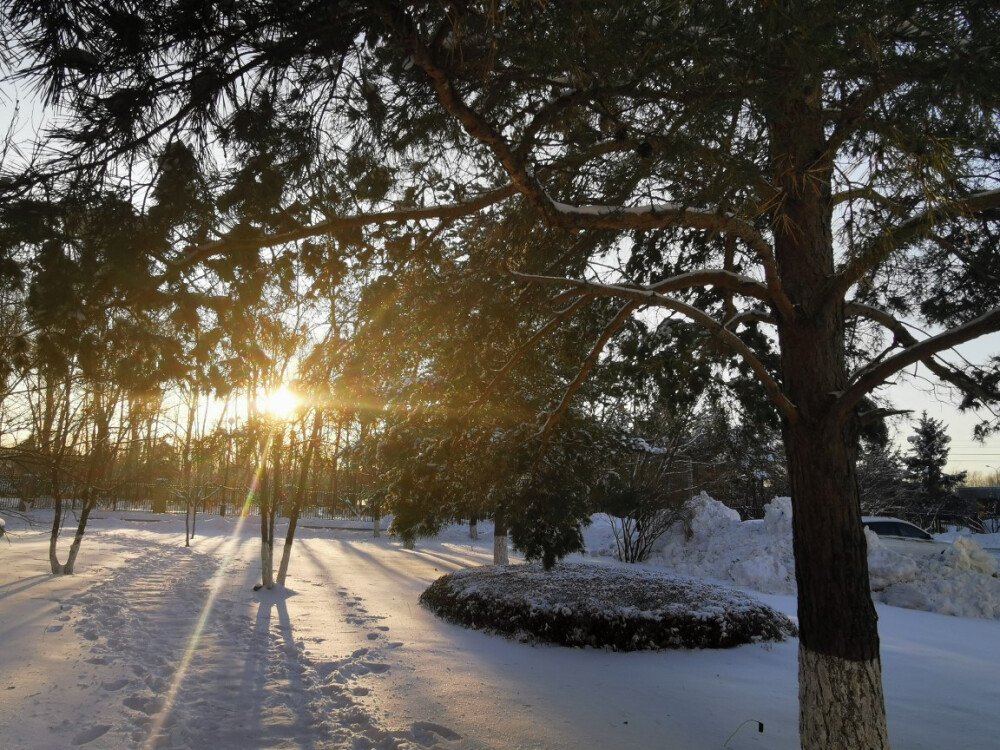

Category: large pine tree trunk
[785, 416, 888, 750]
[770, 95, 889, 748]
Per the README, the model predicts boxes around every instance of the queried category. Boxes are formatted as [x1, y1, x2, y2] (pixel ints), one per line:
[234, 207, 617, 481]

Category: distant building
[958, 486, 1000, 503]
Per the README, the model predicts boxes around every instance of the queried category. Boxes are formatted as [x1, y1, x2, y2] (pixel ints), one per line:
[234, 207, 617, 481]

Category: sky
[883, 333, 1000, 478]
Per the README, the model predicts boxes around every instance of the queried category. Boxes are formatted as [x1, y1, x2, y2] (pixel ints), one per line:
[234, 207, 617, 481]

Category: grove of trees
[2, 2, 1000, 748]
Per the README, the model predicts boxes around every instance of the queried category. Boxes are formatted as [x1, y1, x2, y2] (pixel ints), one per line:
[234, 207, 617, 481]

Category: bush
[420, 562, 797, 651]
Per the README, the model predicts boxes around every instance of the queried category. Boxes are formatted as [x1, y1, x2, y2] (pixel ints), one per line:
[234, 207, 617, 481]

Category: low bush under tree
[420, 562, 797, 651]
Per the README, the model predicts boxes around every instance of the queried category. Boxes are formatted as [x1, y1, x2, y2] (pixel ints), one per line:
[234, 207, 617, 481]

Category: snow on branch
[509, 267, 774, 306]
[545, 199, 793, 315]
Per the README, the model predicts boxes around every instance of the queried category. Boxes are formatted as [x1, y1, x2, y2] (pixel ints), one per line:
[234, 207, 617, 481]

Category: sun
[258, 386, 300, 420]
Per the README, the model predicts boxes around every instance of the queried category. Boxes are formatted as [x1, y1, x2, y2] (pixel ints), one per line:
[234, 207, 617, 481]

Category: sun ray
[142, 436, 274, 748]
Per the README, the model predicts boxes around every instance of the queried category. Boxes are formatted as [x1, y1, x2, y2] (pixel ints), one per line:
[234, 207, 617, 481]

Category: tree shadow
[238, 585, 322, 749]
[0, 573, 54, 601]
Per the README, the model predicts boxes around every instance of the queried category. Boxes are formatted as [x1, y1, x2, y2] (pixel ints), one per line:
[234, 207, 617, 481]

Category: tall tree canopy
[3, 2, 1000, 748]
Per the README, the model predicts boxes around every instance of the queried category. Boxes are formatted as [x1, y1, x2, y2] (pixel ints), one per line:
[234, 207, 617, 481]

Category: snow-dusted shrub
[420, 562, 797, 651]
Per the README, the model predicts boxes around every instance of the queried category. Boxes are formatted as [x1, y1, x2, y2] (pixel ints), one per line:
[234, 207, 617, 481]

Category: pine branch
[160, 184, 516, 281]
[512, 271, 796, 421]
[470, 296, 592, 414]
[841, 302, 1000, 413]
[536, 301, 639, 455]
[507, 268, 773, 307]
[835, 189, 1000, 298]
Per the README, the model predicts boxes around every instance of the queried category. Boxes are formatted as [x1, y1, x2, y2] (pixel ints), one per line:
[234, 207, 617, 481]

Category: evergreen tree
[903, 411, 967, 521]
[5, 2, 1000, 747]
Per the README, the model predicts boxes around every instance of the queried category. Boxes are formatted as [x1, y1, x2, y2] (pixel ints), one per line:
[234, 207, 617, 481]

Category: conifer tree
[904, 411, 967, 516]
[4, 2, 1000, 747]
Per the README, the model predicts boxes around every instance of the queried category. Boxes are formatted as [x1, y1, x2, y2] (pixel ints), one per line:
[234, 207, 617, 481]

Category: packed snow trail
[21, 529, 468, 749]
[5, 510, 1000, 749]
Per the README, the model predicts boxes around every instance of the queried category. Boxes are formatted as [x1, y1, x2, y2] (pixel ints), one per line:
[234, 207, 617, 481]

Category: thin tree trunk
[260, 431, 282, 590]
[63, 492, 97, 575]
[493, 503, 509, 565]
[48, 492, 63, 574]
[278, 410, 323, 586]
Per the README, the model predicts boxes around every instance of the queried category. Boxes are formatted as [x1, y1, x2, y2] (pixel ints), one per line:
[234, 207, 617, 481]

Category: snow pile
[588, 494, 1000, 619]
[636, 493, 797, 595]
[869, 533, 1000, 618]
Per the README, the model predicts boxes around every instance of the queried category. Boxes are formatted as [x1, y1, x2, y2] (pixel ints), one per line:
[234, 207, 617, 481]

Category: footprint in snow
[410, 721, 462, 745]
[70, 724, 112, 746]
[101, 678, 129, 691]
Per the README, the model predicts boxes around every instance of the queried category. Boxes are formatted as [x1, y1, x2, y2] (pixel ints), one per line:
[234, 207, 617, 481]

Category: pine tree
[904, 411, 967, 520]
[5, 2, 1000, 747]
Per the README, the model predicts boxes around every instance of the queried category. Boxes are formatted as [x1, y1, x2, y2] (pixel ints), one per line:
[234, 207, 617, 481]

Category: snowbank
[585, 494, 1000, 619]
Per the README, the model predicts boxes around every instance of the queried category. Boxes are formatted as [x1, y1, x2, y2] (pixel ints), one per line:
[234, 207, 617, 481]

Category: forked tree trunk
[770, 94, 889, 748]
[278, 410, 324, 586]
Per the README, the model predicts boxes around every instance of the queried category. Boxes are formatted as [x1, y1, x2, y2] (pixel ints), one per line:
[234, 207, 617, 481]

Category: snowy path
[4, 512, 1000, 749]
[1, 522, 474, 749]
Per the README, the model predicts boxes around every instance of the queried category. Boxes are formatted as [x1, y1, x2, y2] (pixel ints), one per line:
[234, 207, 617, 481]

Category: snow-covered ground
[1, 500, 999, 750]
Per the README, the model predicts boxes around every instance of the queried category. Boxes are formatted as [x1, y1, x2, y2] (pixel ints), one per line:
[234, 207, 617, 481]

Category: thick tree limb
[841, 302, 1000, 414]
[834, 189, 1000, 298]
[509, 268, 774, 306]
[513, 271, 796, 421]
[161, 184, 516, 280]
[370, 1, 796, 323]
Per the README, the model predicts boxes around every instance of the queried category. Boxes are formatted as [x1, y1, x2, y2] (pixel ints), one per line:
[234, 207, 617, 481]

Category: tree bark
[493, 504, 509, 565]
[48, 493, 63, 574]
[277, 410, 323, 586]
[770, 95, 889, 748]
[63, 494, 96, 575]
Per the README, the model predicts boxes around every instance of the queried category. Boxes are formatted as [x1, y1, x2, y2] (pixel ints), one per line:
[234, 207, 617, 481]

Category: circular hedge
[419, 562, 797, 651]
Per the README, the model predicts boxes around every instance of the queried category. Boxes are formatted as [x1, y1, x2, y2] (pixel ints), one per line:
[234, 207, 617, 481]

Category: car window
[895, 522, 931, 540]
[864, 521, 894, 535]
